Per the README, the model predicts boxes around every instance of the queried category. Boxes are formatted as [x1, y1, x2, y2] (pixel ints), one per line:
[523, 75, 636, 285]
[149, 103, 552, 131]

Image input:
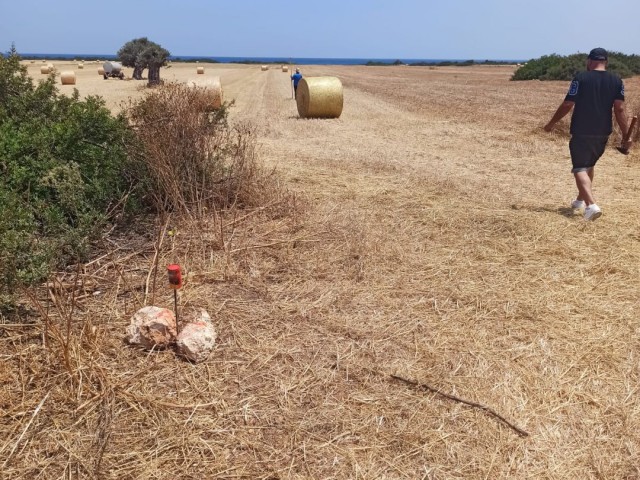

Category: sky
[2, 0, 640, 60]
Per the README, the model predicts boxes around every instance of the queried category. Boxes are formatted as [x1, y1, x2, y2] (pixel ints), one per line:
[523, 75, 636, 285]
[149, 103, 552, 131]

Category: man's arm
[544, 101, 574, 132]
[614, 100, 633, 148]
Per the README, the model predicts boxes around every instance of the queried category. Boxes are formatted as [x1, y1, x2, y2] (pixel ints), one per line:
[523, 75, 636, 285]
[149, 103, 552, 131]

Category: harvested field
[3, 60, 640, 479]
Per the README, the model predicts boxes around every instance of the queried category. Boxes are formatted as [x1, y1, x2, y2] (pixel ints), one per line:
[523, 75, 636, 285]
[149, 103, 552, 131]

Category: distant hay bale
[282, 66, 289, 72]
[78, 63, 84, 69]
[60, 71, 76, 85]
[40, 66, 50, 74]
[197, 66, 205, 74]
[98, 68, 105, 75]
[188, 77, 223, 109]
[261, 65, 269, 71]
[47, 63, 55, 72]
[296, 76, 344, 119]
[30, 60, 35, 64]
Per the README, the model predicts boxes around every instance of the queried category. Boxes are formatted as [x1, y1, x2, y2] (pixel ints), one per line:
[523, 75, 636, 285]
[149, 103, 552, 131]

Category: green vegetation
[0, 46, 136, 308]
[409, 59, 518, 67]
[1, 45, 274, 310]
[117, 37, 170, 85]
[365, 59, 404, 66]
[511, 52, 640, 81]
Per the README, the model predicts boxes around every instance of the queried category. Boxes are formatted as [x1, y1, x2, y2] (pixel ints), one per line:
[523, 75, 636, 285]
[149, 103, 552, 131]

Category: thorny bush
[127, 82, 276, 216]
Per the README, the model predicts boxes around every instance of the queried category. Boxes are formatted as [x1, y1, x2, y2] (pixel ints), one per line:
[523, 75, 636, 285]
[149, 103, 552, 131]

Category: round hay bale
[282, 66, 289, 72]
[197, 66, 205, 74]
[188, 77, 223, 109]
[60, 71, 76, 85]
[261, 65, 269, 71]
[30, 60, 35, 64]
[47, 63, 55, 72]
[296, 76, 344, 119]
[98, 68, 105, 76]
[78, 63, 84, 69]
[40, 66, 50, 74]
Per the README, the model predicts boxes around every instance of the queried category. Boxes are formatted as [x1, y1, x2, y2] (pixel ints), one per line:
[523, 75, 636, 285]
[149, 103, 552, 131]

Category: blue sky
[2, 0, 639, 60]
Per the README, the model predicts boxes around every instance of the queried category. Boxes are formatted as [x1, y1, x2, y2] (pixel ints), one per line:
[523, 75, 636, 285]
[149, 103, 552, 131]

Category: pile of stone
[125, 306, 216, 363]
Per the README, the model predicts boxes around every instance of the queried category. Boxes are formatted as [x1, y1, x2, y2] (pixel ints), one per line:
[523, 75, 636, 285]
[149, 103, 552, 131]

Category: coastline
[11, 52, 526, 66]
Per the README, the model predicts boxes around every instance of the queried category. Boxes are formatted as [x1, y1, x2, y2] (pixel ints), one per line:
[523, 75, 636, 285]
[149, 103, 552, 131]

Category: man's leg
[575, 167, 595, 202]
[574, 170, 596, 206]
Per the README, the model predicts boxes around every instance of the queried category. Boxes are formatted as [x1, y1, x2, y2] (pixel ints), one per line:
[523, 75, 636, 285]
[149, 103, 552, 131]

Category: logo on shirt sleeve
[568, 80, 579, 96]
[621, 84, 625, 96]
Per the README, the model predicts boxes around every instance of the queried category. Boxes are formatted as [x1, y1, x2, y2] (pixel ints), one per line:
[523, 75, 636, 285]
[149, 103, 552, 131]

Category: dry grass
[3, 63, 640, 479]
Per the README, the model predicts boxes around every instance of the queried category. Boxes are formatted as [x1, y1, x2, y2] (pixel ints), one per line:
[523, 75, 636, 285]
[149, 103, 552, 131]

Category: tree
[117, 38, 170, 85]
[117, 37, 151, 80]
[139, 43, 170, 86]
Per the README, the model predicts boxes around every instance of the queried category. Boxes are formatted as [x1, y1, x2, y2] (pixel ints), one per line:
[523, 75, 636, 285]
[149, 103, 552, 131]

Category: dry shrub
[127, 82, 282, 216]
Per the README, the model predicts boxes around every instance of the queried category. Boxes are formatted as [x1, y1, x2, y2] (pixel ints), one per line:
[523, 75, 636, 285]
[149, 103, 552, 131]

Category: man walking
[291, 68, 303, 99]
[544, 47, 633, 221]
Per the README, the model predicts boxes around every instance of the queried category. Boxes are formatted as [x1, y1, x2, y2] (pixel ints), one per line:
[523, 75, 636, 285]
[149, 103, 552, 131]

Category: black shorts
[569, 135, 609, 173]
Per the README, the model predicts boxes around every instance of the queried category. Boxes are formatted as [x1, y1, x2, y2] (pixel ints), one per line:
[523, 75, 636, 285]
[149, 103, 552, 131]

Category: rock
[126, 306, 177, 350]
[176, 309, 217, 363]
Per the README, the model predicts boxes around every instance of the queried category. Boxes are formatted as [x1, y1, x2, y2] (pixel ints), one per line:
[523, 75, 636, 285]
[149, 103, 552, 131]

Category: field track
[6, 60, 640, 478]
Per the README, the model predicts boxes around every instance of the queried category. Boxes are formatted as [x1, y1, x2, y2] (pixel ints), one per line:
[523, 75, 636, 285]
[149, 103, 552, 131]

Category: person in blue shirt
[291, 68, 303, 99]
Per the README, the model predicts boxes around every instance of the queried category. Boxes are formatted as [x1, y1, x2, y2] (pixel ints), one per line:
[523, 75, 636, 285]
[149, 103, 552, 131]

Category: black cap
[588, 48, 608, 61]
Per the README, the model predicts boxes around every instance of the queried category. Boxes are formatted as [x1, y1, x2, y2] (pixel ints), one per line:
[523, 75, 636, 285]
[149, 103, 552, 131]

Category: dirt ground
[3, 60, 640, 479]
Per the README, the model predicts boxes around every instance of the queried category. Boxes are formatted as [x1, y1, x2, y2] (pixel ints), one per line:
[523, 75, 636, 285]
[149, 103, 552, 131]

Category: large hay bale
[261, 65, 269, 71]
[296, 76, 344, 119]
[60, 71, 76, 85]
[98, 68, 105, 76]
[188, 77, 223, 109]
[40, 66, 50, 74]
[282, 66, 289, 72]
[197, 66, 205, 74]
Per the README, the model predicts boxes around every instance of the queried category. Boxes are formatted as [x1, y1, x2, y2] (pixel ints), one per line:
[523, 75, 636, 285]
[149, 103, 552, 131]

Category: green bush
[0, 46, 139, 307]
[512, 52, 640, 81]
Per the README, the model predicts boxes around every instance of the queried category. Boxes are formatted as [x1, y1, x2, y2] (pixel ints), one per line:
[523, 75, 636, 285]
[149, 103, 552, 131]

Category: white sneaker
[584, 204, 602, 221]
[571, 199, 586, 210]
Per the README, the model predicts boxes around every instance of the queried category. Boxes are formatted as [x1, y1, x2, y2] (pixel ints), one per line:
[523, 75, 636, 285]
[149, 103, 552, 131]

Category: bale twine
[98, 68, 105, 75]
[60, 71, 76, 85]
[282, 66, 289, 72]
[296, 76, 344, 119]
[261, 65, 269, 71]
[197, 66, 205, 74]
[40, 66, 50, 74]
[188, 77, 223, 109]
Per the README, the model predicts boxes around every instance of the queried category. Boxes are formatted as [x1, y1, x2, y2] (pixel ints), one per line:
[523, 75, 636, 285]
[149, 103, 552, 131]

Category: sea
[12, 53, 526, 65]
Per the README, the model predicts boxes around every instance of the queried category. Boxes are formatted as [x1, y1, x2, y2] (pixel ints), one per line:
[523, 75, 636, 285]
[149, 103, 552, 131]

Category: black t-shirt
[564, 70, 624, 135]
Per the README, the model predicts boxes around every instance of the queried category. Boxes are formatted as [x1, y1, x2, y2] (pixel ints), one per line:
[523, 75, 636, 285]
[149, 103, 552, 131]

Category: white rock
[126, 306, 177, 350]
[176, 309, 217, 363]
